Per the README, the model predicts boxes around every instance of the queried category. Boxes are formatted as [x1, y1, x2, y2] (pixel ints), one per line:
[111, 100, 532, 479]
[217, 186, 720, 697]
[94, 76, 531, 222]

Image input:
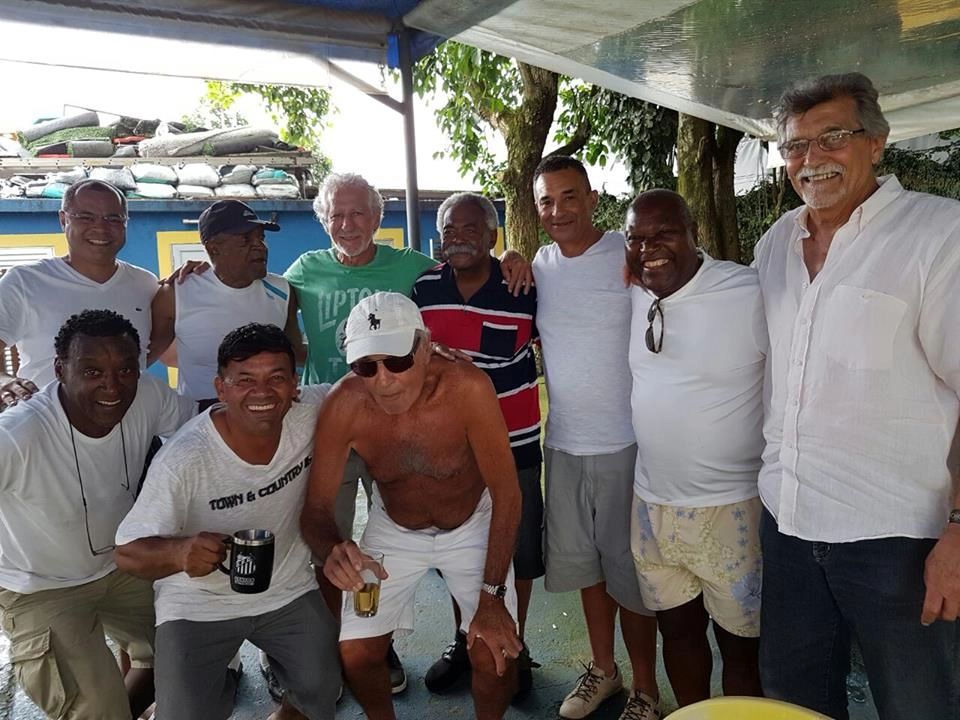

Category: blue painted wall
[0, 196, 506, 381]
[0, 197, 486, 274]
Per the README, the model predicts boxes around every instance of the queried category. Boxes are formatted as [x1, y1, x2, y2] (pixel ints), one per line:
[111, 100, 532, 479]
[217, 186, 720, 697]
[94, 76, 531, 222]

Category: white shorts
[339, 487, 518, 641]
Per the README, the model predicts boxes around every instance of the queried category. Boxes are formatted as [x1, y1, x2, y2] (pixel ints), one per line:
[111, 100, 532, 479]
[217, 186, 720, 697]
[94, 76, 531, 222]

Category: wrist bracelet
[949, 509, 960, 524]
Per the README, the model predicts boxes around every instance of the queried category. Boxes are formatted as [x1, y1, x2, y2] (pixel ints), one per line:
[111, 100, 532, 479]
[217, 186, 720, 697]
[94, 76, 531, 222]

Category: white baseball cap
[345, 292, 426, 364]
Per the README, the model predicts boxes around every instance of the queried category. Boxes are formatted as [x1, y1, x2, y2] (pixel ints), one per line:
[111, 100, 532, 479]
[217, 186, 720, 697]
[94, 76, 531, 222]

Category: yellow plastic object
[665, 697, 833, 719]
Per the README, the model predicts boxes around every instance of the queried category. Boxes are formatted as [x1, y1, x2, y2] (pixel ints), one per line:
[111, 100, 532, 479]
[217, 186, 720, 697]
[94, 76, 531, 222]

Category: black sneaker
[425, 630, 470, 693]
[512, 643, 540, 705]
[387, 643, 407, 694]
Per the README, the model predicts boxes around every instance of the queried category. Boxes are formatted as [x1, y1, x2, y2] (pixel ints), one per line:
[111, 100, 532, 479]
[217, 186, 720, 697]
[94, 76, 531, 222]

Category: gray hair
[312, 173, 384, 232]
[775, 72, 890, 141]
[435, 192, 499, 234]
[61, 178, 127, 215]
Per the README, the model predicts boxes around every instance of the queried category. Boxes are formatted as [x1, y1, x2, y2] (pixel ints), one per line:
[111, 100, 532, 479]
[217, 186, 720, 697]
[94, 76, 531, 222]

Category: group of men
[0, 69, 959, 720]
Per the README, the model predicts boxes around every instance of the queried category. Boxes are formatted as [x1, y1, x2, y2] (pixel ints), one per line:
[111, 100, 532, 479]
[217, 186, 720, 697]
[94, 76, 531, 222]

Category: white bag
[131, 164, 178, 184]
[132, 182, 178, 199]
[175, 163, 221, 188]
[89, 167, 136, 191]
[215, 183, 257, 198]
[176, 184, 215, 198]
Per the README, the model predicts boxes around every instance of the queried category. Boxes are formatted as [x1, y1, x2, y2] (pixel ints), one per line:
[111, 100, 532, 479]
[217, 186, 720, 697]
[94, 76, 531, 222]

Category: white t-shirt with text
[116, 384, 331, 625]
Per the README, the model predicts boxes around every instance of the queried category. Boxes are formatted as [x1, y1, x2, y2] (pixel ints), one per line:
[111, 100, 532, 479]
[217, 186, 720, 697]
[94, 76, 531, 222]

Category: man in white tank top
[148, 200, 305, 404]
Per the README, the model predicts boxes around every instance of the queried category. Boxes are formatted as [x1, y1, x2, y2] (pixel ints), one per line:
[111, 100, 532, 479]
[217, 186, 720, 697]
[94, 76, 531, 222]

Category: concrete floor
[1, 495, 878, 720]
[0, 568, 879, 719]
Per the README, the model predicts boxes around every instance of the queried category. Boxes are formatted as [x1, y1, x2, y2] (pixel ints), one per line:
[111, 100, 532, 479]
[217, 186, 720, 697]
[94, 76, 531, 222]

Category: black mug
[217, 529, 274, 594]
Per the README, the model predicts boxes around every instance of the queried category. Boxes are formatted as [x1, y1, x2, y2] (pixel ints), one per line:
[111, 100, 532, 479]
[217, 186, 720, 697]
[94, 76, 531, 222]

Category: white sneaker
[559, 662, 623, 719]
[619, 689, 663, 720]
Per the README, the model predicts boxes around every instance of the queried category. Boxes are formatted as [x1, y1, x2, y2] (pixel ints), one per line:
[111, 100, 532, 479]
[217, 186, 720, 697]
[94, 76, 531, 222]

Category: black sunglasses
[350, 337, 421, 378]
[645, 298, 664, 353]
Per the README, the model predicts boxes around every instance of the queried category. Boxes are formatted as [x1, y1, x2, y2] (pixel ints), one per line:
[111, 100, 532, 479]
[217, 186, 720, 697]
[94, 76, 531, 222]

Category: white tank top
[175, 271, 289, 400]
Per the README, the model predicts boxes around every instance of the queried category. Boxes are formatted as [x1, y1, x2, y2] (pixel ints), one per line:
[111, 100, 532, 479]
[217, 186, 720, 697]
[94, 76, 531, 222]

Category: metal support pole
[398, 29, 422, 253]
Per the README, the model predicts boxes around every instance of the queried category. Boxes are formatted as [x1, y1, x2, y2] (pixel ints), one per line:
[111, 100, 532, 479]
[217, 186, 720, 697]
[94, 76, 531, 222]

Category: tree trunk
[713, 124, 744, 262]
[676, 113, 743, 263]
[500, 63, 559, 260]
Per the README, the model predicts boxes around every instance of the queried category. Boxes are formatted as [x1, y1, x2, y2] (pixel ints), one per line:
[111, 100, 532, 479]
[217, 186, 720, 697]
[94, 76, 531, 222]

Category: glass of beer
[353, 549, 384, 618]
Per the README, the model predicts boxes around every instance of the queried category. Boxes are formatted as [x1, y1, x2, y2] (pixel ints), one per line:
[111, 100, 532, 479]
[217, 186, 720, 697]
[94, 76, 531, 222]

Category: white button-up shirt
[753, 176, 960, 542]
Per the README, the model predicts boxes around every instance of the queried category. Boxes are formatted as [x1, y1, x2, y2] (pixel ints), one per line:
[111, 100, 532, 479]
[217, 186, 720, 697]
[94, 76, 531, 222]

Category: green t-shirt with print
[285, 245, 436, 384]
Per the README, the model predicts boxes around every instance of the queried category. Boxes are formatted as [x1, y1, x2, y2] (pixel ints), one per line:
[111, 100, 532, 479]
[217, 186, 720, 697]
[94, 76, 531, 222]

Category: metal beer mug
[218, 529, 275, 593]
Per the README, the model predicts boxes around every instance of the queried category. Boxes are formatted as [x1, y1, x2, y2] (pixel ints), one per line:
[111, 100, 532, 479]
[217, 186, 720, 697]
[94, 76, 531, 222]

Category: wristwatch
[481, 581, 508, 599]
[949, 509, 960, 525]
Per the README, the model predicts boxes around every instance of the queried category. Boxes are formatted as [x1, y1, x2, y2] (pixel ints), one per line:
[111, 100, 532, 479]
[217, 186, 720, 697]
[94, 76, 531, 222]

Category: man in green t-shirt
[285, 174, 436, 385]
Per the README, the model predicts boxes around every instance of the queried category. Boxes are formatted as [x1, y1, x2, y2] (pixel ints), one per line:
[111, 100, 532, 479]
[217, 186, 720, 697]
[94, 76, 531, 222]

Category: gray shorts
[514, 464, 545, 580]
[154, 591, 340, 720]
[543, 445, 652, 616]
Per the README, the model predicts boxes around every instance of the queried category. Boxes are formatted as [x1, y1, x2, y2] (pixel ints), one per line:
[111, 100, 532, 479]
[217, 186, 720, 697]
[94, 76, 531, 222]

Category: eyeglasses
[350, 337, 421, 378]
[68, 418, 132, 556]
[65, 211, 128, 226]
[645, 298, 664, 353]
[778, 129, 865, 159]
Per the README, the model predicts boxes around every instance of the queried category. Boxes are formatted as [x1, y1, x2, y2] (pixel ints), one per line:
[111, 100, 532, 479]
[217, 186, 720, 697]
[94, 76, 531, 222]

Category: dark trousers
[759, 509, 960, 720]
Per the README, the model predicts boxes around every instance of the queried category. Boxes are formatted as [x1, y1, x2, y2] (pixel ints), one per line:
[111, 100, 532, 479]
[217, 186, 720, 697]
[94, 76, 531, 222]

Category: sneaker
[387, 643, 407, 694]
[559, 662, 623, 719]
[511, 643, 541, 704]
[258, 650, 283, 703]
[618, 689, 662, 720]
[424, 630, 470, 693]
[227, 652, 244, 685]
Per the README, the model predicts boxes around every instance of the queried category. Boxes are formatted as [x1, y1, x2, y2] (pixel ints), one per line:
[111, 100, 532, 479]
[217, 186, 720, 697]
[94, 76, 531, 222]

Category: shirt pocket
[479, 321, 519, 358]
[821, 285, 907, 370]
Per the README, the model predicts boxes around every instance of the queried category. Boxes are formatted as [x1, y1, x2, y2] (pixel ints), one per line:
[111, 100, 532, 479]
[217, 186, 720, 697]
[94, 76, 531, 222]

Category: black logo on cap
[368, 313, 381, 330]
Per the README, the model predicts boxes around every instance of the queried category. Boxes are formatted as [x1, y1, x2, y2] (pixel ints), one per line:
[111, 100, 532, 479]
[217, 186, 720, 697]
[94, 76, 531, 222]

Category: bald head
[625, 189, 701, 298]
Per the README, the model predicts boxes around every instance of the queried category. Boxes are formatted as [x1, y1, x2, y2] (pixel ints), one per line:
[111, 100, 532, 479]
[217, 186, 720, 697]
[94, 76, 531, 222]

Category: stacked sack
[252, 168, 300, 199]
[130, 165, 178, 199]
[3, 162, 303, 200]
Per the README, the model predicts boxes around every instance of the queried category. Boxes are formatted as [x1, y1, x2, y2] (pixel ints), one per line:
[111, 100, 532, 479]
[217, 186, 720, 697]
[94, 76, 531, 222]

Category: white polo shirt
[753, 175, 960, 542]
[629, 253, 766, 507]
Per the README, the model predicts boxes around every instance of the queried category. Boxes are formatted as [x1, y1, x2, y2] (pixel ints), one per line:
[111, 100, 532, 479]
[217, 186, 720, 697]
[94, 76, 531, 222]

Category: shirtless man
[300, 291, 522, 720]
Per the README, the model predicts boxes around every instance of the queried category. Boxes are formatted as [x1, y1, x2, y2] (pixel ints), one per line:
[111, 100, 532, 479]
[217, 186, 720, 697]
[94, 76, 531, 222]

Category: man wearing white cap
[300, 291, 523, 720]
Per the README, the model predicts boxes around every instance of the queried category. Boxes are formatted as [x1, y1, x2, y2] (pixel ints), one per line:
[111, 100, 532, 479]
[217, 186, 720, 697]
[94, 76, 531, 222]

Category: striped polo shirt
[412, 258, 541, 470]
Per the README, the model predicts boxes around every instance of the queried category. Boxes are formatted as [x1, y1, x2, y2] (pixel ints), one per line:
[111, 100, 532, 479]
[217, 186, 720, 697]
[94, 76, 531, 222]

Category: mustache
[441, 244, 475, 258]
[796, 163, 844, 180]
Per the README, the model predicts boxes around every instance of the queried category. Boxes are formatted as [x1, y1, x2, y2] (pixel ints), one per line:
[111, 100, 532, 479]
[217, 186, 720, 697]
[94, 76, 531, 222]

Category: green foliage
[181, 84, 247, 131]
[193, 81, 332, 152]
[735, 170, 801, 265]
[411, 41, 675, 195]
[411, 43, 518, 192]
[594, 191, 633, 233]
[184, 80, 334, 182]
[878, 141, 960, 200]
[555, 85, 678, 191]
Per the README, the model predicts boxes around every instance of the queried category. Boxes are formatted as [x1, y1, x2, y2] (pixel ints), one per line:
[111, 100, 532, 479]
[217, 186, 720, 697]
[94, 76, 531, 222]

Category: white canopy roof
[2, 0, 957, 142]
